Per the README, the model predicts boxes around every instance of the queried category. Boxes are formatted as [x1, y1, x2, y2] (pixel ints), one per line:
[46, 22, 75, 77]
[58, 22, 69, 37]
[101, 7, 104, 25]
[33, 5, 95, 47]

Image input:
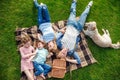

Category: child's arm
[47, 52, 53, 58]
[19, 48, 36, 59]
[27, 49, 37, 62]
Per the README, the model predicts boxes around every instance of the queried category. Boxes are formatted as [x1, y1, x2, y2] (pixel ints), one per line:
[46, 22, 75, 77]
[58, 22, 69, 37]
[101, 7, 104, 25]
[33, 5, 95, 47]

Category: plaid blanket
[15, 20, 97, 80]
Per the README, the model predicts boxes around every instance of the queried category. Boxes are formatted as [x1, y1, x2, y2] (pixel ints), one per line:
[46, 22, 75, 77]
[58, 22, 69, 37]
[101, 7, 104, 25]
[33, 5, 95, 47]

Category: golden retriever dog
[83, 21, 120, 49]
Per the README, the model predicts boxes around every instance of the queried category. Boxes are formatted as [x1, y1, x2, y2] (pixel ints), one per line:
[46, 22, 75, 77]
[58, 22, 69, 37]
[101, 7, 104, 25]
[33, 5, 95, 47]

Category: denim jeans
[33, 61, 51, 76]
[67, 50, 81, 64]
[67, 0, 91, 32]
[34, 0, 51, 25]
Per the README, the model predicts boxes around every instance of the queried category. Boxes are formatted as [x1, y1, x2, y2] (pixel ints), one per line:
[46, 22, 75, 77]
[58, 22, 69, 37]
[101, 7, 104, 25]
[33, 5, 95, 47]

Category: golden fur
[83, 21, 120, 49]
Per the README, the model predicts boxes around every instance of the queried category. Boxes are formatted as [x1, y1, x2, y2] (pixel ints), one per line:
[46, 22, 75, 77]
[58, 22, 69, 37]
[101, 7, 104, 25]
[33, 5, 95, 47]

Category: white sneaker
[88, 1, 93, 7]
[73, 0, 77, 2]
[33, 0, 36, 2]
[40, 3, 44, 5]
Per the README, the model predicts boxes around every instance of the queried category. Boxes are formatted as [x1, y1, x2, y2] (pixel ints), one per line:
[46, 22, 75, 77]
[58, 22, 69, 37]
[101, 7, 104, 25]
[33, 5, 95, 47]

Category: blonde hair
[21, 32, 31, 45]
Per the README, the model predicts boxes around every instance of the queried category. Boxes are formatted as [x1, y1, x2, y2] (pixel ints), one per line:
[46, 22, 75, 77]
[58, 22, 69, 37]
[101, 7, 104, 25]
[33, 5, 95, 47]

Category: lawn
[0, 0, 120, 80]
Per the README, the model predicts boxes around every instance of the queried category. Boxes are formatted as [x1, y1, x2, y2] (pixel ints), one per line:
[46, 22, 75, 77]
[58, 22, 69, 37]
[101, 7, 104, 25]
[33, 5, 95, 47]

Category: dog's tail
[110, 42, 120, 49]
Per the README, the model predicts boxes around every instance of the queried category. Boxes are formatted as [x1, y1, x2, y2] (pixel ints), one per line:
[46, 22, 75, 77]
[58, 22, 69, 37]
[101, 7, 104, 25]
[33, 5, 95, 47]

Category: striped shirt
[39, 22, 55, 43]
[61, 26, 79, 50]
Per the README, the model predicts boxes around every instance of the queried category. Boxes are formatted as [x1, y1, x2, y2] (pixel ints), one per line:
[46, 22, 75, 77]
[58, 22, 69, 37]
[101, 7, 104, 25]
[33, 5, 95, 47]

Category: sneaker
[33, 0, 36, 2]
[88, 1, 93, 7]
[73, 0, 77, 2]
[40, 3, 44, 5]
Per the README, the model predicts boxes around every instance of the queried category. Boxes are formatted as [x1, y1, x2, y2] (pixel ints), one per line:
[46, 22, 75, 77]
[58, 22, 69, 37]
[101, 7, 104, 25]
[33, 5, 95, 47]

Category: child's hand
[27, 59, 32, 62]
[47, 52, 53, 58]
[59, 28, 66, 34]
[31, 51, 36, 56]
[27, 55, 35, 62]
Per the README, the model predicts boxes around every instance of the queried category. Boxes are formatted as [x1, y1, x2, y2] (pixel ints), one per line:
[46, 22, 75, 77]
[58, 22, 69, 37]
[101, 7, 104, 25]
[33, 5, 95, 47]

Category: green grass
[0, 0, 120, 80]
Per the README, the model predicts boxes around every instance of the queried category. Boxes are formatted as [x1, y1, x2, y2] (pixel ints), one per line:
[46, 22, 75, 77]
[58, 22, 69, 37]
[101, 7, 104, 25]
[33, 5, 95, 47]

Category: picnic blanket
[15, 20, 97, 80]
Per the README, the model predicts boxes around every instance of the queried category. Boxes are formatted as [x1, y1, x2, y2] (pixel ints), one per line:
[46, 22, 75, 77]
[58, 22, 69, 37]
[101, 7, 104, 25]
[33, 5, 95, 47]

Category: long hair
[20, 32, 32, 46]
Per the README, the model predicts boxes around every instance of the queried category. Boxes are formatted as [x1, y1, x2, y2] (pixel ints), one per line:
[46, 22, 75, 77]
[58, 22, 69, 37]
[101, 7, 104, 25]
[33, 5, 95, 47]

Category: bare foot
[40, 73, 46, 80]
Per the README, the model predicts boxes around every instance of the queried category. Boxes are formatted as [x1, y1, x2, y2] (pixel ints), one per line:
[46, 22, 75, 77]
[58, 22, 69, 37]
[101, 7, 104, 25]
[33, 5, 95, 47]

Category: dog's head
[84, 21, 97, 31]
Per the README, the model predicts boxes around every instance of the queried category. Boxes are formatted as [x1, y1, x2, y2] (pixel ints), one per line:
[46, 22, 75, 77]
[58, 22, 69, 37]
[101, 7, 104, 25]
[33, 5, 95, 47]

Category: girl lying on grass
[29, 40, 52, 79]
[19, 34, 35, 80]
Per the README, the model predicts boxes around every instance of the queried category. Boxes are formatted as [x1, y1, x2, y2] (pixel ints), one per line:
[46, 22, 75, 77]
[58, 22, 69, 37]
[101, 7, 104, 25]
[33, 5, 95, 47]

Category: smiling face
[48, 41, 54, 51]
[37, 42, 44, 49]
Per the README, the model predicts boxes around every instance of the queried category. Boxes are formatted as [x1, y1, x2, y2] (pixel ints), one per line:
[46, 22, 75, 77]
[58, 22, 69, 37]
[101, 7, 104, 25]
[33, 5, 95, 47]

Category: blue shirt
[33, 48, 48, 64]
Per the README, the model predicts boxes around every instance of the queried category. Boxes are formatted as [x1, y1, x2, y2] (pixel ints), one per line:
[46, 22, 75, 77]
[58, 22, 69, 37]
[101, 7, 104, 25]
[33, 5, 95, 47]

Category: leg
[34, 0, 43, 25]
[72, 51, 81, 64]
[33, 62, 44, 76]
[77, 1, 93, 30]
[24, 70, 34, 80]
[37, 6, 43, 25]
[34, 0, 40, 8]
[29, 69, 35, 80]
[67, 0, 77, 25]
[41, 63, 51, 76]
[102, 29, 106, 34]
[106, 30, 110, 36]
[42, 4, 51, 23]
[67, 51, 81, 64]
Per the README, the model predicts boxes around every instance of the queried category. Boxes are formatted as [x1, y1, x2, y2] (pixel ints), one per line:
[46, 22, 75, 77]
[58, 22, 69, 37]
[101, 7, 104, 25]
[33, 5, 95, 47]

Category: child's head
[36, 40, 45, 49]
[21, 37, 31, 48]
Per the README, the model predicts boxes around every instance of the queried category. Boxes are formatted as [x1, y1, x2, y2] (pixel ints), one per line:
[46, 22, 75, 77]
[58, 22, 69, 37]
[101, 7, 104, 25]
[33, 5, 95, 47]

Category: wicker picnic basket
[51, 59, 66, 78]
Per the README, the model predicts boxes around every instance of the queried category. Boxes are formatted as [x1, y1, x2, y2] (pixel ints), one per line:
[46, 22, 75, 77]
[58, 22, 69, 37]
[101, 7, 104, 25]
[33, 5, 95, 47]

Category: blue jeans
[67, 0, 91, 32]
[33, 61, 51, 76]
[34, 0, 51, 25]
[67, 50, 81, 64]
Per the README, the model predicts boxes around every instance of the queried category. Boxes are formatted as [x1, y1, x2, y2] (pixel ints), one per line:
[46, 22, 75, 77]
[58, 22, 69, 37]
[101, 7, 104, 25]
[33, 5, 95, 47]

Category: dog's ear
[91, 26, 96, 30]
[85, 23, 89, 26]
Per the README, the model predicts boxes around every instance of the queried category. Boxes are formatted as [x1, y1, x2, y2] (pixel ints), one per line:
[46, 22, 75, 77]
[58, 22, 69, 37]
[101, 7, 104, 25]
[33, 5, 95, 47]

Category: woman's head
[48, 41, 55, 51]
